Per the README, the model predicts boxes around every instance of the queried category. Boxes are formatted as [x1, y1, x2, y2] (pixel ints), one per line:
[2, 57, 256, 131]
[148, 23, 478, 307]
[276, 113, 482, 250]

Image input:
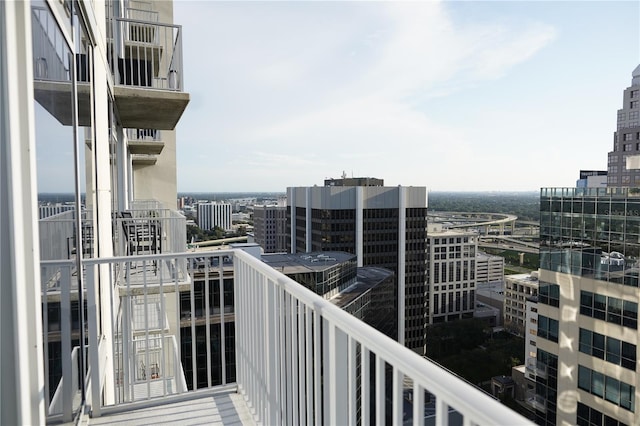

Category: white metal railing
[525, 358, 547, 379]
[113, 207, 186, 259]
[526, 389, 547, 413]
[109, 17, 183, 91]
[234, 250, 533, 425]
[39, 209, 93, 261]
[126, 128, 162, 141]
[42, 249, 533, 425]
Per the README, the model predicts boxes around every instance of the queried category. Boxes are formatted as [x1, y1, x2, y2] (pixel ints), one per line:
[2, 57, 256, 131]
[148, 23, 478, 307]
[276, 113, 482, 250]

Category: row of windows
[540, 198, 640, 215]
[578, 365, 635, 412]
[579, 328, 636, 370]
[622, 132, 640, 141]
[580, 291, 638, 330]
[577, 402, 628, 426]
[537, 315, 559, 343]
[431, 237, 470, 245]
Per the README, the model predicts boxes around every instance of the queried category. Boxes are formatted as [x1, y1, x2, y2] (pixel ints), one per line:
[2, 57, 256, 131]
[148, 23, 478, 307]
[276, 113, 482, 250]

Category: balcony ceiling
[128, 140, 165, 155]
[131, 154, 158, 165]
[114, 86, 190, 130]
[34, 81, 91, 126]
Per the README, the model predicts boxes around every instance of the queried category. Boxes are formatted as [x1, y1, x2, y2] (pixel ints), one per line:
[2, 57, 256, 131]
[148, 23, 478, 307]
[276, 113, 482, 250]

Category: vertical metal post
[413, 384, 424, 426]
[375, 355, 385, 426]
[219, 256, 226, 385]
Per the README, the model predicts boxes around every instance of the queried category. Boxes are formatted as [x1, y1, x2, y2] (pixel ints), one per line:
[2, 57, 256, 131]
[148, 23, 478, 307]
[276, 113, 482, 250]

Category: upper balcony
[127, 129, 164, 155]
[108, 17, 189, 130]
[42, 248, 533, 425]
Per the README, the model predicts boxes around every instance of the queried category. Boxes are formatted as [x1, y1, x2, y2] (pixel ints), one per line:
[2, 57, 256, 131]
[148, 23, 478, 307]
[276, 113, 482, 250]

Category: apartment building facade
[504, 272, 539, 336]
[2, 0, 190, 422]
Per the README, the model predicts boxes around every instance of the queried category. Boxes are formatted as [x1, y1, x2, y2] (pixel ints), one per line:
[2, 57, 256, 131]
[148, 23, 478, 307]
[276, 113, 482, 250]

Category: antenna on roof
[341, 170, 347, 179]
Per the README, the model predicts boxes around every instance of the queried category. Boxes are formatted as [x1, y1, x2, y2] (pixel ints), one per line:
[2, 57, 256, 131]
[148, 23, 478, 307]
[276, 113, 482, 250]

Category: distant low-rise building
[504, 271, 539, 336]
[476, 251, 504, 284]
[197, 202, 232, 231]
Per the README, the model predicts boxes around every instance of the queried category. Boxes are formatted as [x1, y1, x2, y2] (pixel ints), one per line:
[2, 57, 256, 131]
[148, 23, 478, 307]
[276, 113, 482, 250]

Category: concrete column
[289, 188, 296, 253]
[398, 187, 406, 346]
[0, 1, 45, 423]
[355, 187, 363, 267]
[305, 187, 311, 252]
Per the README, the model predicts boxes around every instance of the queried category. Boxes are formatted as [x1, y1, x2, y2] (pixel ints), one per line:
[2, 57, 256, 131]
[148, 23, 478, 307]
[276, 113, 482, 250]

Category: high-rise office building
[607, 65, 640, 187]
[252, 204, 287, 253]
[535, 65, 640, 426]
[197, 202, 233, 231]
[286, 178, 428, 352]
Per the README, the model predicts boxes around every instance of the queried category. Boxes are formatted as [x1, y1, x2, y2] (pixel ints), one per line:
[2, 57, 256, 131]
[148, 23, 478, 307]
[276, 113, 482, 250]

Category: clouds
[174, 1, 636, 192]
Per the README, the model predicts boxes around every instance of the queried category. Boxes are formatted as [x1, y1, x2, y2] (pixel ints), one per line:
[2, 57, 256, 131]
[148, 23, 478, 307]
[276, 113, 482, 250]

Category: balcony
[31, 6, 92, 126]
[42, 249, 533, 425]
[109, 18, 189, 130]
[127, 129, 165, 155]
[525, 389, 547, 413]
[525, 358, 548, 380]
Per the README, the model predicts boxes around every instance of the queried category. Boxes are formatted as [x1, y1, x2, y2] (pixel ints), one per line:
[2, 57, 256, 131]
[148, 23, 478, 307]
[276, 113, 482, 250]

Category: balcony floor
[88, 391, 254, 426]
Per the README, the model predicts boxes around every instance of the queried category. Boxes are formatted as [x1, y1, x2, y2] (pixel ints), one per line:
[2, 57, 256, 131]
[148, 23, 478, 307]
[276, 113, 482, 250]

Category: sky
[171, 0, 640, 192]
[33, 1, 640, 193]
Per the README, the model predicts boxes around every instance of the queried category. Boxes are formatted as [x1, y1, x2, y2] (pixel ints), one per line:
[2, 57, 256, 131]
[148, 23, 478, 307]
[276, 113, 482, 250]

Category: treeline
[428, 192, 540, 222]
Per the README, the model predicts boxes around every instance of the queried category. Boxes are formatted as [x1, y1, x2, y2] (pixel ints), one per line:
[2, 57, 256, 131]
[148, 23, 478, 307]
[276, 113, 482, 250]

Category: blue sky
[172, 0, 639, 192]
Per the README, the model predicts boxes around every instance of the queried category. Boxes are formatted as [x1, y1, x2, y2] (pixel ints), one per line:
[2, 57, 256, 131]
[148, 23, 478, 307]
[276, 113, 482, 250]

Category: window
[580, 291, 637, 330]
[539, 282, 559, 307]
[538, 315, 558, 343]
[577, 402, 628, 426]
[624, 133, 634, 141]
[631, 101, 639, 109]
[579, 328, 636, 370]
[632, 90, 639, 99]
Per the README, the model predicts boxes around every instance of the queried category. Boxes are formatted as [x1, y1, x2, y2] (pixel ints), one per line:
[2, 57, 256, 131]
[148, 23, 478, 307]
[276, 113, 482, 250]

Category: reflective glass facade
[540, 187, 640, 285]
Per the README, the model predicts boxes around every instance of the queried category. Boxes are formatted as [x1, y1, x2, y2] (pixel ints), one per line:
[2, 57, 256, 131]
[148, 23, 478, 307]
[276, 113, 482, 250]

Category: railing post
[329, 324, 348, 425]
[413, 384, 424, 426]
[87, 264, 102, 417]
[375, 355, 385, 426]
[392, 367, 403, 425]
[348, 337, 356, 426]
[361, 347, 370, 426]
[60, 266, 72, 422]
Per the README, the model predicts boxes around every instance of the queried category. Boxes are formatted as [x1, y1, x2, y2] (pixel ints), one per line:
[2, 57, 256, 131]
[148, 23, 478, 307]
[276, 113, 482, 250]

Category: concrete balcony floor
[88, 390, 254, 426]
